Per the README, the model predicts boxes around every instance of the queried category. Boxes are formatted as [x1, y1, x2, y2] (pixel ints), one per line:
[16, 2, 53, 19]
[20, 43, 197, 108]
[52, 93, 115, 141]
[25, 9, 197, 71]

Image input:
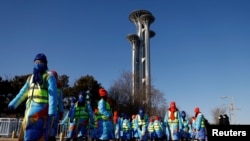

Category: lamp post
[221, 96, 239, 124]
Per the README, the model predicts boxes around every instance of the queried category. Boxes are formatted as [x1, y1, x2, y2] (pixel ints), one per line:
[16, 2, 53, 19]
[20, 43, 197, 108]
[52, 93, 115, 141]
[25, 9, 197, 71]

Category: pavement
[0, 138, 63, 141]
[0, 138, 18, 141]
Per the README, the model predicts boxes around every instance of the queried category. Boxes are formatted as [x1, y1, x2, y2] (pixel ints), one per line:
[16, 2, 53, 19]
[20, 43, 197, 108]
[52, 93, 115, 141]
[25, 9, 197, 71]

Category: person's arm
[69, 106, 76, 122]
[163, 111, 169, 127]
[58, 89, 64, 119]
[178, 111, 183, 130]
[163, 112, 170, 140]
[8, 80, 29, 109]
[47, 74, 58, 115]
[195, 114, 202, 131]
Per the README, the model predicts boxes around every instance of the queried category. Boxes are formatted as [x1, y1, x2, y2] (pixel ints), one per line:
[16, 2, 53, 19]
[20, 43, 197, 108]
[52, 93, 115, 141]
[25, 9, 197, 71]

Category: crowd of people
[60, 99, 209, 141]
[7, 53, 212, 141]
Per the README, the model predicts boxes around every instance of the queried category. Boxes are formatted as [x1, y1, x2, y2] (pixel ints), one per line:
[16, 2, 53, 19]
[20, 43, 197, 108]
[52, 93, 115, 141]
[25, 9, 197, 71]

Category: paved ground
[0, 138, 63, 141]
[0, 138, 18, 141]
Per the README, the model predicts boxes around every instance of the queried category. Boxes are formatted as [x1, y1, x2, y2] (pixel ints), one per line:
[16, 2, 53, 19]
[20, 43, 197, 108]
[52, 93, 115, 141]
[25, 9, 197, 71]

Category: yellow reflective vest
[168, 111, 179, 123]
[27, 73, 49, 104]
[98, 101, 111, 120]
[74, 102, 89, 119]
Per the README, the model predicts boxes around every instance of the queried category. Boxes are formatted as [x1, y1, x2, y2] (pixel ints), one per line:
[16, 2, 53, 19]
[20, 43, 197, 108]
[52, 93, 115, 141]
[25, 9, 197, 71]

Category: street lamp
[221, 96, 240, 124]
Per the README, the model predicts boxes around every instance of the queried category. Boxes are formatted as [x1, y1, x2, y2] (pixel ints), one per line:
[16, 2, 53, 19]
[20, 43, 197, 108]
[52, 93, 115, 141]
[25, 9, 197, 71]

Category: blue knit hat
[34, 53, 47, 64]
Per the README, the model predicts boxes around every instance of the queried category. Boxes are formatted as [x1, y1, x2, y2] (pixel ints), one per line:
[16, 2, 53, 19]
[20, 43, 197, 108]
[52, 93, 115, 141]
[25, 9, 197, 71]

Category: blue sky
[0, 0, 249, 124]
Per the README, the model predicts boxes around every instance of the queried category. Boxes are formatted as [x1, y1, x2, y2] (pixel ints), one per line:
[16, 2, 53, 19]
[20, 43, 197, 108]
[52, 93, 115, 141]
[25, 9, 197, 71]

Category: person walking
[121, 114, 132, 141]
[89, 108, 99, 141]
[62, 97, 77, 141]
[96, 87, 114, 141]
[47, 70, 64, 141]
[131, 114, 139, 141]
[193, 107, 206, 141]
[135, 107, 149, 141]
[153, 115, 164, 141]
[69, 91, 93, 141]
[147, 118, 155, 141]
[218, 115, 223, 125]
[113, 111, 121, 141]
[222, 114, 230, 125]
[190, 116, 196, 141]
[8, 53, 58, 141]
[180, 111, 190, 141]
[163, 101, 182, 141]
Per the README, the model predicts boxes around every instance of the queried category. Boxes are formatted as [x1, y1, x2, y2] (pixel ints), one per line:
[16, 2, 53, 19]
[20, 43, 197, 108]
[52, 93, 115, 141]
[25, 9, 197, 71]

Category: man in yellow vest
[8, 53, 58, 141]
[193, 107, 207, 141]
[147, 118, 155, 141]
[131, 114, 139, 141]
[180, 111, 190, 141]
[69, 90, 92, 141]
[153, 115, 164, 141]
[121, 114, 132, 141]
[135, 107, 149, 141]
[163, 101, 182, 141]
[96, 87, 114, 141]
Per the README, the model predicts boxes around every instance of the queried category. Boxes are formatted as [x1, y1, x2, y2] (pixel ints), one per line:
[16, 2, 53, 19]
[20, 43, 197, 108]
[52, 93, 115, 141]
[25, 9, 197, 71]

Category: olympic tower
[127, 10, 155, 105]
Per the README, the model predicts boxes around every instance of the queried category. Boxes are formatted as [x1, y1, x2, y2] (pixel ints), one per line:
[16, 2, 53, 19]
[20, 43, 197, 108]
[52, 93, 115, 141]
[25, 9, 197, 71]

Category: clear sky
[0, 0, 249, 124]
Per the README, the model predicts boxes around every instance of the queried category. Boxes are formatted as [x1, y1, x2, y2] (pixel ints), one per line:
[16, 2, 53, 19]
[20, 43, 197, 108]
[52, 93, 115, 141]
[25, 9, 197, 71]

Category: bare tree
[211, 106, 227, 124]
[148, 85, 167, 118]
[108, 71, 167, 117]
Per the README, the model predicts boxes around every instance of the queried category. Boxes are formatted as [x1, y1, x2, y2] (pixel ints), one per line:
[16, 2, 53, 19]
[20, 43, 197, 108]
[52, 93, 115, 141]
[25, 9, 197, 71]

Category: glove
[8, 102, 15, 110]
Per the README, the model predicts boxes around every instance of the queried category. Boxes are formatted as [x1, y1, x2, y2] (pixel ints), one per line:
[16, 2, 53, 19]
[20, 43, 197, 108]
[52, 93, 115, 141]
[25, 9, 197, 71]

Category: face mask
[181, 112, 186, 118]
[34, 63, 45, 71]
[78, 94, 85, 103]
[139, 109, 144, 118]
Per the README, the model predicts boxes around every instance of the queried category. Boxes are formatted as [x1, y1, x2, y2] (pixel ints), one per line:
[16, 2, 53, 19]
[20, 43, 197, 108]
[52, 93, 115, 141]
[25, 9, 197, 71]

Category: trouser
[21, 116, 48, 141]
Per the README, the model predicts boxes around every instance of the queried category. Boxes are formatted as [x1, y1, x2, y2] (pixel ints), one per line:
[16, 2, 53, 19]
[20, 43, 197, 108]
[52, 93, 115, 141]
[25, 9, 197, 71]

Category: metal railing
[0, 118, 20, 137]
[0, 118, 68, 138]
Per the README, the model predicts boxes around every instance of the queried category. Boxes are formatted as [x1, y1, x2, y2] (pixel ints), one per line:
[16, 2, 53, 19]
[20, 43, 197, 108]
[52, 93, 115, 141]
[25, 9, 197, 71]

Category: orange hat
[94, 108, 98, 114]
[194, 107, 200, 113]
[132, 115, 136, 119]
[114, 111, 118, 116]
[150, 118, 154, 122]
[99, 88, 108, 97]
[170, 101, 176, 108]
[50, 70, 58, 79]
[155, 115, 159, 120]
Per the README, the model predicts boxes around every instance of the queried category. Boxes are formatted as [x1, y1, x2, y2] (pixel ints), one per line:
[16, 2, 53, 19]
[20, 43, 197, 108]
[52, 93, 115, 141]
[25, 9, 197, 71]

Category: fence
[0, 118, 68, 138]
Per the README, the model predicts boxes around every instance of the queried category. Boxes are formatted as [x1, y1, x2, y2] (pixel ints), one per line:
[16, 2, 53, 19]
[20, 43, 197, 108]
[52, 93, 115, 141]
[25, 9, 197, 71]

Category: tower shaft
[127, 10, 155, 106]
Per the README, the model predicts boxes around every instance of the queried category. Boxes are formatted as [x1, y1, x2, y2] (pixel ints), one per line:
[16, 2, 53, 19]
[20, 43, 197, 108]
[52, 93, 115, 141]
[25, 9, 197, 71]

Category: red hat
[155, 115, 159, 120]
[94, 108, 98, 114]
[50, 70, 58, 79]
[132, 115, 136, 119]
[194, 107, 200, 113]
[99, 88, 108, 97]
[170, 101, 176, 109]
[150, 118, 154, 122]
[114, 111, 118, 116]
